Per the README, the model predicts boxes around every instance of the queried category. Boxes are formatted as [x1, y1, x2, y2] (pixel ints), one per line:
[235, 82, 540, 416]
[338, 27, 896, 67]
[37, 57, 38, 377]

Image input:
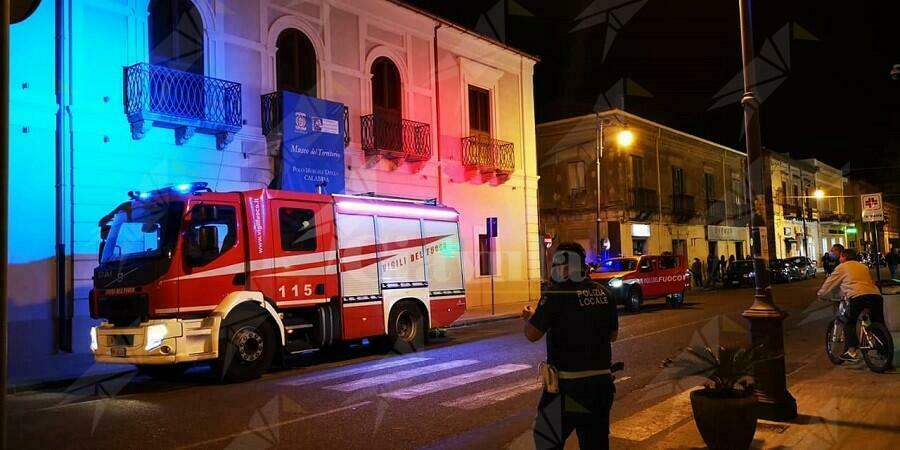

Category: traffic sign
[861, 193, 884, 223]
[544, 233, 552, 248]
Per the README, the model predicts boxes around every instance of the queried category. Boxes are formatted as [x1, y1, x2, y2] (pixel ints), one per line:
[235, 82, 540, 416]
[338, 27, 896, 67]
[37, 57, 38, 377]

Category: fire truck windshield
[598, 258, 638, 272]
[100, 201, 184, 263]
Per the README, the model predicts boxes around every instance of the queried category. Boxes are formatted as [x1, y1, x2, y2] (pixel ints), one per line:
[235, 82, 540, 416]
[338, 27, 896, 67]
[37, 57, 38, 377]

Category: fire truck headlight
[145, 324, 169, 351]
[609, 278, 624, 288]
[90, 327, 99, 352]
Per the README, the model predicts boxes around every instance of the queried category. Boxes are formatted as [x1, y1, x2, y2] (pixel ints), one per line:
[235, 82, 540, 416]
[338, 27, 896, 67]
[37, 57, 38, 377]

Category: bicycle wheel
[825, 319, 845, 365]
[861, 322, 894, 373]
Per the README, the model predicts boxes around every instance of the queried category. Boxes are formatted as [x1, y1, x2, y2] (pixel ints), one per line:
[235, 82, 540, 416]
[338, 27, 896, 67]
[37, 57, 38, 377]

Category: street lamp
[737, 0, 797, 421]
[594, 114, 633, 263]
[814, 189, 825, 200]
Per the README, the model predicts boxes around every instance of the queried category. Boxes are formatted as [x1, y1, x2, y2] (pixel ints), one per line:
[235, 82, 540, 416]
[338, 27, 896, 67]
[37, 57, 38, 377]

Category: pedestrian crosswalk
[279, 357, 539, 411]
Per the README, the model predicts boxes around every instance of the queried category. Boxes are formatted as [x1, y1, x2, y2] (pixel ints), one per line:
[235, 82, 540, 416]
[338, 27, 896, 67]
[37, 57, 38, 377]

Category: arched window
[276, 29, 317, 96]
[371, 57, 402, 117]
[149, 0, 204, 75]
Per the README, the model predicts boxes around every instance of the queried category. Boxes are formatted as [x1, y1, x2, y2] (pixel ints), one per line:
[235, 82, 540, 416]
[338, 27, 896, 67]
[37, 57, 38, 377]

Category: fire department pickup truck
[590, 255, 690, 312]
[89, 182, 466, 382]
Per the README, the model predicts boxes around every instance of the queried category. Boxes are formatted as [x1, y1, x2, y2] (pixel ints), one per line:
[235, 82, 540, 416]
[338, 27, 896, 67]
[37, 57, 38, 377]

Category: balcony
[820, 210, 852, 223]
[569, 188, 588, 208]
[671, 194, 696, 223]
[461, 135, 516, 180]
[780, 202, 802, 218]
[124, 63, 242, 149]
[628, 188, 657, 221]
[360, 114, 432, 162]
[705, 200, 726, 225]
[260, 91, 350, 148]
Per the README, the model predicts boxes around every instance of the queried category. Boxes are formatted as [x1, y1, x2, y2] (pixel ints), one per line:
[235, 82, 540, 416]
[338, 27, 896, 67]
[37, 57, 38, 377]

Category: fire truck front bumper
[91, 317, 221, 365]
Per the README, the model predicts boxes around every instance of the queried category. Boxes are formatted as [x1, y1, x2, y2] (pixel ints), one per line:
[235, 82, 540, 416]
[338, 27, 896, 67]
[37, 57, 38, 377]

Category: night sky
[408, 0, 900, 184]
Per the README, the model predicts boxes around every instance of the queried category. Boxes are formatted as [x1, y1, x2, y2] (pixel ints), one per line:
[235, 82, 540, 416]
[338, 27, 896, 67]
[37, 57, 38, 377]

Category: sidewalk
[632, 346, 900, 449]
[451, 300, 535, 328]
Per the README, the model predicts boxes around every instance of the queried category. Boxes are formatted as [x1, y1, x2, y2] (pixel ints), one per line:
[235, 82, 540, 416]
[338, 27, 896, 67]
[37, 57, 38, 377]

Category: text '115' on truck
[90, 182, 466, 382]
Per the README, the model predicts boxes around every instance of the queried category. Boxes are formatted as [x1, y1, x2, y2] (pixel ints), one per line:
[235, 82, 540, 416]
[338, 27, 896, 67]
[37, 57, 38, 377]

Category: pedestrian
[824, 244, 844, 275]
[706, 253, 718, 289]
[887, 248, 899, 279]
[719, 255, 727, 282]
[523, 242, 618, 450]
[691, 257, 704, 288]
[727, 255, 736, 272]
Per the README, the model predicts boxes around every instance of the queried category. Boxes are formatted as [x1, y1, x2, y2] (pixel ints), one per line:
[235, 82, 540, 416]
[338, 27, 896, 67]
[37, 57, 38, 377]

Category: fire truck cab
[90, 183, 466, 381]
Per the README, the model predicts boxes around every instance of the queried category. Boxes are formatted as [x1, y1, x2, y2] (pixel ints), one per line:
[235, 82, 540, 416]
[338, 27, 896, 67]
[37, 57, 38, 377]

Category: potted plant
[682, 346, 761, 450]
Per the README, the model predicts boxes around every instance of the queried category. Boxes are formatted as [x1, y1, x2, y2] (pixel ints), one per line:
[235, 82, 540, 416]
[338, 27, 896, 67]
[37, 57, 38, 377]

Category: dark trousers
[692, 271, 703, 287]
[534, 376, 615, 450]
[844, 294, 886, 349]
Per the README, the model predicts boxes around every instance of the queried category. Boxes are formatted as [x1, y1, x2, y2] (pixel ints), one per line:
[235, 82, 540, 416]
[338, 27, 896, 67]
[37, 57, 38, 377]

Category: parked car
[591, 254, 691, 312]
[769, 259, 802, 283]
[724, 260, 756, 288]
[787, 256, 817, 280]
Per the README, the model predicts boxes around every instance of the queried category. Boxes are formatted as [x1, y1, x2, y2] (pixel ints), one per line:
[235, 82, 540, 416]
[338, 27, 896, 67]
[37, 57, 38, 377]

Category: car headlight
[609, 278, 624, 288]
[743, 272, 755, 278]
[145, 324, 169, 351]
[90, 326, 99, 352]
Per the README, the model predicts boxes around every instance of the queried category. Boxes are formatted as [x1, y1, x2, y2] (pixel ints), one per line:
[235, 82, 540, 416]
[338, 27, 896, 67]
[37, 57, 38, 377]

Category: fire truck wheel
[214, 308, 278, 383]
[385, 301, 426, 354]
[626, 288, 642, 313]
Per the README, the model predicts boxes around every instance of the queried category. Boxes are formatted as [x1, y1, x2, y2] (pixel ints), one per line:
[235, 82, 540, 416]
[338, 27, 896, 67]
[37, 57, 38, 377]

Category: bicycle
[824, 297, 894, 373]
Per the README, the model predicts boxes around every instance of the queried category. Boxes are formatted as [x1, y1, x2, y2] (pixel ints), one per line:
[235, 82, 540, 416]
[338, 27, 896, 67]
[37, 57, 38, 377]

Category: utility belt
[539, 362, 611, 394]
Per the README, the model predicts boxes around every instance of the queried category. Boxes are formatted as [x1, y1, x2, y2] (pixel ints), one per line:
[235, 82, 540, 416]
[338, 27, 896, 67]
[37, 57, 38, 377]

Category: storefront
[707, 225, 750, 259]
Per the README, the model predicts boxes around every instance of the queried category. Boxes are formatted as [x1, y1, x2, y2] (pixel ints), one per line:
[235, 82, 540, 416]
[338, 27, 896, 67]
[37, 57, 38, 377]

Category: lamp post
[594, 113, 632, 263]
[737, 0, 797, 421]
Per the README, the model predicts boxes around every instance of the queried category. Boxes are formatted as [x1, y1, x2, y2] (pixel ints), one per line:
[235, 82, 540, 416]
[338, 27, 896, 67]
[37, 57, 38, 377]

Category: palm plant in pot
[681, 346, 762, 450]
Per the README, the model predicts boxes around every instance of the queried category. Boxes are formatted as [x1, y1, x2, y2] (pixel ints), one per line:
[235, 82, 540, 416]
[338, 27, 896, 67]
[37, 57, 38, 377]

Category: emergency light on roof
[336, 200, 458, 220]
[128, 182, 211, 201]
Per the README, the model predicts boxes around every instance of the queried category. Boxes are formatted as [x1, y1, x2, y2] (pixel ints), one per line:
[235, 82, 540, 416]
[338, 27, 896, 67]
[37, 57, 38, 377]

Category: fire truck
[89, 182, 466, 382]
[590, 254, 691, 312]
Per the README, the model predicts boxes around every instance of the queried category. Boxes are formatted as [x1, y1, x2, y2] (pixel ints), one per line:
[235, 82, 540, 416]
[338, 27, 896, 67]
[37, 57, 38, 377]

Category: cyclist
[816, 248, 886, 362]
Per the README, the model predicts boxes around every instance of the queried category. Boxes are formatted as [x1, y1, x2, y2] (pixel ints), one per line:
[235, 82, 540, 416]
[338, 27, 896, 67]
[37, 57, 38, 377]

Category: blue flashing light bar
[128, 182, 210, 201]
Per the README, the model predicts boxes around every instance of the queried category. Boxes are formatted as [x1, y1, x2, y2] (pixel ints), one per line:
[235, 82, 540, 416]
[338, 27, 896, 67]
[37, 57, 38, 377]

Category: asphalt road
[7, 277, 832, 449]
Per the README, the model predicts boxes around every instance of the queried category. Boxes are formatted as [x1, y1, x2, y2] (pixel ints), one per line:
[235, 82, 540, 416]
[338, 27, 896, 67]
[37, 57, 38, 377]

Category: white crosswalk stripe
[325, 359, 479, 392]
[381, 364, 532, 400]
[440, 378, 542, 410]
[280, 357, 432, 387]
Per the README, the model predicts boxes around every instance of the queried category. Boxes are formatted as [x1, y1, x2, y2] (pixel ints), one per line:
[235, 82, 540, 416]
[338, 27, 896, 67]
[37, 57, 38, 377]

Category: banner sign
[280, 92, 346, 194]
[861, 193, 884, 223]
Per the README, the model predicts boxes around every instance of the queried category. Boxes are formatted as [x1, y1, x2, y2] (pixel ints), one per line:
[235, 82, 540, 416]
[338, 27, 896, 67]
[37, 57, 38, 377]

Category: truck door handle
[315, 283, 325, 295]
[233, 273, 246, 286]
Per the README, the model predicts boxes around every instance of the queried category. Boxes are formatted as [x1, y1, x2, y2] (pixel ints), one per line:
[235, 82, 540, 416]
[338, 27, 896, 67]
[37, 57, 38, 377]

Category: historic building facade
[537, 110, 750, 268]
[8, 0, 540, 383]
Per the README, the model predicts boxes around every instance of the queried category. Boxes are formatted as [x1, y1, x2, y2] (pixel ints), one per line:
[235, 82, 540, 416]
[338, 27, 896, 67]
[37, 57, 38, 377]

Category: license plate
[731, 281, 739, 285]
[111, 346, 127, 357]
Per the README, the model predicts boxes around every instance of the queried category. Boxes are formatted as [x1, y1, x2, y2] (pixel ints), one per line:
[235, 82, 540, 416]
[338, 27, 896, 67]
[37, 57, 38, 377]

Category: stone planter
[690, 389, 758, 450]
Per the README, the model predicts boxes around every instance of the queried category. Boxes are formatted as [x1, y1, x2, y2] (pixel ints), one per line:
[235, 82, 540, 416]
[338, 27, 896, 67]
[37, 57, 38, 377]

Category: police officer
[523, 242, 619, 450]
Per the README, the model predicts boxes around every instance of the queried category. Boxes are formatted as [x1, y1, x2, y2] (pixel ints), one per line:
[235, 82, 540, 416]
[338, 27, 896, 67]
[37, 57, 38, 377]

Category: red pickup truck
[590, 255, 691, 312]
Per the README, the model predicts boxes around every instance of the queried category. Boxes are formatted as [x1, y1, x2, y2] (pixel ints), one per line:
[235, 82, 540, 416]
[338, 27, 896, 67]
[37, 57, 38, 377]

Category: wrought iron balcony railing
[360, 113, 432, 162]
[820, 210, 852, 223]
[461, 135, 516, 178]
[260, 91, 350, 148]
[569, 188, 588, 207]
[705, 200, 726, 225]
[671, 194, 696, 223]
[628, 188, 657, 211]
[124, 63, 242, 149]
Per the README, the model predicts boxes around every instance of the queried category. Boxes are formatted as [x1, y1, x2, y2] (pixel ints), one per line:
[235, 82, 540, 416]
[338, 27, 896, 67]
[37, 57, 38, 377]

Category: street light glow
[814, 189, 825, 199]
[617, 129, 635, 147]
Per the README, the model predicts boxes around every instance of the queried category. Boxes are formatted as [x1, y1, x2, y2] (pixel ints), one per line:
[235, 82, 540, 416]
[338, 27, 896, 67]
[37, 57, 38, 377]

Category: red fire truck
[590, 254, 691, 312]
[89, 182, 466, 382]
